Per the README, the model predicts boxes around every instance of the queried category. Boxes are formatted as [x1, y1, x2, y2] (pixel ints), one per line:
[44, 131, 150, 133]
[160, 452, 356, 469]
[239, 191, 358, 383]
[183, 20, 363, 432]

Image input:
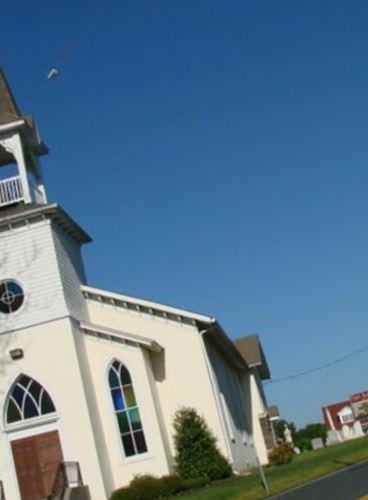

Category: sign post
[255, 455, 269, 494]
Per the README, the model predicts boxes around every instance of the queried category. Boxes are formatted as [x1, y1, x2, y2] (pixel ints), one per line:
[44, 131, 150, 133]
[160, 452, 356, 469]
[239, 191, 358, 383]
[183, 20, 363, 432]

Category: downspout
[198, 325, 234, 464]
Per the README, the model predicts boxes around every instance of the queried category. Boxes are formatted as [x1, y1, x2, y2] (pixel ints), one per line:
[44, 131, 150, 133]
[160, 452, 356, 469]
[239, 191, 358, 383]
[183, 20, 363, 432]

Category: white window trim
[106, 359, 152, 464]
[4, 413, 58, 434]
[0, 279, 26, 317]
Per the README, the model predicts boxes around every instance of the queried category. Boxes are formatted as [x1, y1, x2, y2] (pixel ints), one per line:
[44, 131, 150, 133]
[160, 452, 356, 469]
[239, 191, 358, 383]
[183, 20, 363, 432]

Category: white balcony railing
[0, 175, 24, 208]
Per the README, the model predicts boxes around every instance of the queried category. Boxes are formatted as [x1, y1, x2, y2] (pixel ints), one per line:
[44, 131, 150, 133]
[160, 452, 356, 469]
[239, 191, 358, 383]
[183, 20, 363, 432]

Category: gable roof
[0, 68, 48, 166]
[322, 400, 352, 430]
[233, 334, 271, 380]
[0, 68, 21, 126]
[268, 405, 280, 419]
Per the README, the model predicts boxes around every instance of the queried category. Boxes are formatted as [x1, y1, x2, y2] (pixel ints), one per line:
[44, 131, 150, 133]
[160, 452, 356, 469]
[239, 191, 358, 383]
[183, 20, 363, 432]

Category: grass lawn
[177, 436, 368, 499]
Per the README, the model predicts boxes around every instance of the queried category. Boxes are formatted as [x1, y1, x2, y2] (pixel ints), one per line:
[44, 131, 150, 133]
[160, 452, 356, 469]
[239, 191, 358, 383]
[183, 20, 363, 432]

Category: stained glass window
[108, 360, 148, 457]
[6, 375, 56, 424]
[0, 281, 24, 314]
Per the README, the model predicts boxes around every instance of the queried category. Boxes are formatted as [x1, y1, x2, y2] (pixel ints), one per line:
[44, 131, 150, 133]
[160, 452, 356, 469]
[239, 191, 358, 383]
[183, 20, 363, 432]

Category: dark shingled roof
[0, 68, 21, 126]
[0, 68, 48, 166]
[268, 405, 280, 419]
[0, 202, 42, 220]
[233, 334, 271, 380]
[0, 202, 91, 244]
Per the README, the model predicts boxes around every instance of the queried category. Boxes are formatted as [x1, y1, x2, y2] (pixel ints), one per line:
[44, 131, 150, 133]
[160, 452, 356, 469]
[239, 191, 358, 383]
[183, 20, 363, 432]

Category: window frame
[0, 279, 25, 315]
[106, 359, 150, 462]
[4, 374, 57, 431]
[340, 413, 354, 424]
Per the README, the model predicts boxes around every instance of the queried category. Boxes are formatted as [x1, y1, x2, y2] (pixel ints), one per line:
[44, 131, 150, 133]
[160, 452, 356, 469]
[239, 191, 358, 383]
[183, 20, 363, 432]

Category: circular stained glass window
[0, 281, 24, 314]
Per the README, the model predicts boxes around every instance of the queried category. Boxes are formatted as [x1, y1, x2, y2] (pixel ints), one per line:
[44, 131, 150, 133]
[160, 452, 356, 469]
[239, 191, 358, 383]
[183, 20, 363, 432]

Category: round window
[0, 281, 24, 314]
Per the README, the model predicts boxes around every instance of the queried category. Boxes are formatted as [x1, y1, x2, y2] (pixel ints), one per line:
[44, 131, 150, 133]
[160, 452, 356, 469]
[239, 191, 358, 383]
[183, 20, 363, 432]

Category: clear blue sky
[2, 0, 368, 427]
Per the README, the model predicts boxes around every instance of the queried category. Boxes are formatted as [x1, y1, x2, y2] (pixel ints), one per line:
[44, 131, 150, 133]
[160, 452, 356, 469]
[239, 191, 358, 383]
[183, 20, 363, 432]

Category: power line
[266, 343, 368, 384]
[31, 0, 111, 106]
[30, 0, 365, 161]
[46, 0, 367, 215]
[109, 0, 365, 163]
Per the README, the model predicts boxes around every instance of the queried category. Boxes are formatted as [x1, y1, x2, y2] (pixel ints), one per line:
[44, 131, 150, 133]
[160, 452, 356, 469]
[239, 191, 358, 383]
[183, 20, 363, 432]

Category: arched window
[6, 374, 56, 424]
[108, 360, 148, 457]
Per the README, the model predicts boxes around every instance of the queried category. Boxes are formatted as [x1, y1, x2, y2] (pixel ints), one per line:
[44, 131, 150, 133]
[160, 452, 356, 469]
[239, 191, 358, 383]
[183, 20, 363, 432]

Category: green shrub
[110, 486, 136, 500]
[155, 475, 183, 496]
[173, 407, 232, 480]
[269, 443, 294, 466]
[295, 436, 312, 452]
[181, 476, 210, 491]
[130, 475, 161, 499]
[109, 474, 183, 500]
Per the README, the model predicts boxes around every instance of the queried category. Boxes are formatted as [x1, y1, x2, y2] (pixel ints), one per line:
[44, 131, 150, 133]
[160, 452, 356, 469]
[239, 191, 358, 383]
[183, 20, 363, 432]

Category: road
[270, 460, 368, 500]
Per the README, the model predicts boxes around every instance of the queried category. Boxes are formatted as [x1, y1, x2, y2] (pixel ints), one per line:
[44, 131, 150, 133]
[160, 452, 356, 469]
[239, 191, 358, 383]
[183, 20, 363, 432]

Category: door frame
[6, 420, 66, 500]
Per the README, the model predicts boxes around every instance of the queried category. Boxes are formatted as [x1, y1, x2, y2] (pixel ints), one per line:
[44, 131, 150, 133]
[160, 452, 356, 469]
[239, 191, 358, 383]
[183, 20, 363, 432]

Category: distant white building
[0, 69, 272, 499]
[322, 391, 368, 445]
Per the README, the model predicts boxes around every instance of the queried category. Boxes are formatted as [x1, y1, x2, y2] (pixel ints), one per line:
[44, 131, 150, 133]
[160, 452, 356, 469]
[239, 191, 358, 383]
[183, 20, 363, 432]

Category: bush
[110, 473, 213, 499]
[294, 436, 312, 452]
[181, 476, 210, 491]
[110, 485, 136, 500]
[269, 443, 294, 466]
[173, 407, 232, 480]
[156, 475, 183, 496]
[294, 423, 327, 451]
[110, 474, 184, 500]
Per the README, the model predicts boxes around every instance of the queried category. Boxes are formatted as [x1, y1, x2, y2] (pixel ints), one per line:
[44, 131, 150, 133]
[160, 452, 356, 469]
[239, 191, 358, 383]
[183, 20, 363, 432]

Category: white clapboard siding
[51, 221, 88, 320]
[0, 218, 87, 334]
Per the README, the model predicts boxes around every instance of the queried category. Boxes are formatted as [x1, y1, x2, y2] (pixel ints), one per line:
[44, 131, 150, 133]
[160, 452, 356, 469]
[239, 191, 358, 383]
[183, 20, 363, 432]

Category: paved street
[271, 460, 368, 500]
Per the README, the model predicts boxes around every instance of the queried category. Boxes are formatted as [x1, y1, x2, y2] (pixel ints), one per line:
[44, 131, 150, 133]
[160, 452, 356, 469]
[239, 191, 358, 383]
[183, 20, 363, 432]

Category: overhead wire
[30, 0, 111, 106]
[29, 0, 365, 161]
[16, 1, 368, 385]
[109, 0, 365, 163]
[266, 343, 368, 384]
[56, 0, 368, 212]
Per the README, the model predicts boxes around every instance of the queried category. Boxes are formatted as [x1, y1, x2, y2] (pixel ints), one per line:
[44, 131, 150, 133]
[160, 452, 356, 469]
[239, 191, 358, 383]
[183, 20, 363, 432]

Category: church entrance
[11, 430, 63, 500]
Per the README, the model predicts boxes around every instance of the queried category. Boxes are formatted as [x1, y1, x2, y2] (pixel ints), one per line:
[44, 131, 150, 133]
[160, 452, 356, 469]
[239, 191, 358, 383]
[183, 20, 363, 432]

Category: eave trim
[0, 203, 91, 244]
[81, 285, 214, 326]
[79, 320, 162, 352]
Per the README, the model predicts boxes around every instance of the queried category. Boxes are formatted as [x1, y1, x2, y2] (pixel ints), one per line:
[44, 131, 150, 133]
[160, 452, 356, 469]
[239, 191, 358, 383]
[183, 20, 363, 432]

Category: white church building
[0, 69, 274, 500]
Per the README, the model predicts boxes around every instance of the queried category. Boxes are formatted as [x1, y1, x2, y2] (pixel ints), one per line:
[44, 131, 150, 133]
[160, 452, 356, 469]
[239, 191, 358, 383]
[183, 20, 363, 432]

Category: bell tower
[0, 68, 90, 334]
[0, 68, 48, 208]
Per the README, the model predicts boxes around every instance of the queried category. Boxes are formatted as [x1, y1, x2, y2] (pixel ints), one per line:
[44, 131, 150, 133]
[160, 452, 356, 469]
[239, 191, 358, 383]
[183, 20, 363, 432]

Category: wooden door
[11, 430, 63, 500]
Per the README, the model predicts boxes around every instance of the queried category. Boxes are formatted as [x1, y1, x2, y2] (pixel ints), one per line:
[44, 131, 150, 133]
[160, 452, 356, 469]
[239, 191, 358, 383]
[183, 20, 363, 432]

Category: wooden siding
[0, 220, 68, 333]
[51, 221, 88, 321]
[0, 218, 87, 334]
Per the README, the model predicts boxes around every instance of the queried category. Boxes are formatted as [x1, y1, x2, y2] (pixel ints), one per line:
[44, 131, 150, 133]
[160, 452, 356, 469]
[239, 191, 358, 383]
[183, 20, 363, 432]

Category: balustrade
[0, 175, 23, 207]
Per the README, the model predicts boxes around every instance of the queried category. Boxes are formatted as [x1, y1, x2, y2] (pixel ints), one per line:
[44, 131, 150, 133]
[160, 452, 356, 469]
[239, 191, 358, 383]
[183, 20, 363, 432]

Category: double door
[11, 430, 63, 500]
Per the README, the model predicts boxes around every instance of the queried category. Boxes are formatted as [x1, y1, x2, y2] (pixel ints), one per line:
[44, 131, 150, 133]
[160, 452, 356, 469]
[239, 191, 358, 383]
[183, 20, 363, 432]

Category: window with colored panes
[108, 360, 148, 457]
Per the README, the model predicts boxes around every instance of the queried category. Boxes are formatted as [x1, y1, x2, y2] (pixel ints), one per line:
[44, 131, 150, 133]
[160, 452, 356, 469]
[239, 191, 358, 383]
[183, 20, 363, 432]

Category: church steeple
[0, 68, 22, 125]
[0, 68, 48, 208]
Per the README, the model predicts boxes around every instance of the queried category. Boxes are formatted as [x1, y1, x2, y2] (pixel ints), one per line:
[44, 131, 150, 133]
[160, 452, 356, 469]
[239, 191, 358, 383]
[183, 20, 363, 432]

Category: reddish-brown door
[11, 430, 63, 500]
